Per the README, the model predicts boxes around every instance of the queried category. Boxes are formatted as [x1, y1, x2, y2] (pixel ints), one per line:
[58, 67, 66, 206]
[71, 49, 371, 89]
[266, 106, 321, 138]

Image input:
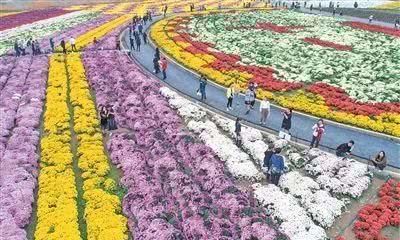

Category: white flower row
[160, 87, 264, 181]
[0, 11, 98, 55]
[305, 149, 371, 198]
[252, 183, 327, 240]
[279, 172, 345, 228]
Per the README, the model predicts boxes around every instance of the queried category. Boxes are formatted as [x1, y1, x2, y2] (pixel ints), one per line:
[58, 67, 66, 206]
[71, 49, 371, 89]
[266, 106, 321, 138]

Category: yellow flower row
[374, 1, 400, 10]
[150, 17, 400, 137]
[66, 53, 128, 240]
[35, 54, 81, 240]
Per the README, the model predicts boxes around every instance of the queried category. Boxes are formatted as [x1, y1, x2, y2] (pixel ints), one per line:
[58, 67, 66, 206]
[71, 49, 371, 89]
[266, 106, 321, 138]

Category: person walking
[129, 36, 135, 52]
[270, 148, 285, 185]
[234, 118, 242, 146]
[70, 37, 77, 52]
[50, 38, 55, 52]
[153, 55, 160, 73]
[369, 151, 387, 171]
[34, 40, 41, 55]
[135, 34, 141, 51]
[155, 47, 160, 61]
[138, 23, 143, 34]
[259, 98, 270, 125]
[60, 39, 67, 54]
[310, 119, 325, 149]
[199, 76, 207, 101]
[159, 57, 168, 80]
[244, 88, 255, 114]
[226, 84, 234, 111]
[336, 140, 355, 158]
[142, 32, 148, 44]
[31, 39, 36, 55]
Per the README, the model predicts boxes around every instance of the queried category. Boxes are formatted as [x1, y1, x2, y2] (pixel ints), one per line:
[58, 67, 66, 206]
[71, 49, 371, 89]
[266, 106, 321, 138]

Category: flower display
[82, 50, 283, 239]
[0, 8, 73, 31]
[0, 55, 48, 239]
[66, 53, 128, 240]
[0, 11, 99, 55]
[34, 54, 80, 240]
[305, 150, 371, 198]
[352, 179, 400, 240]
[150, 10, 400, 136]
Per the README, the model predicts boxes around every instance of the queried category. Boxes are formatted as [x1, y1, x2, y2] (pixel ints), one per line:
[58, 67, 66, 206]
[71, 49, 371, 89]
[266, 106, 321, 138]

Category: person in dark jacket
[263, 144, 275, 180]
[129, 36, 135, 52]
[281, 108, 292, 133]
[14, 41, 21, 57]
[270, 148, 285, 185]
[135, 34, 141, 51]
[98, 104, 108, 133]
[60, 39, 66, 54]
[370, 151, 387, 171]
[107, 106, 118, 132]
[155, 47, 160, 61]
[235, 118, 242, 146]
[153, 55, 160, 73]
[198, 75, 207, 101]
[336, 140, 354, 157]
[142, 32, 148, 44]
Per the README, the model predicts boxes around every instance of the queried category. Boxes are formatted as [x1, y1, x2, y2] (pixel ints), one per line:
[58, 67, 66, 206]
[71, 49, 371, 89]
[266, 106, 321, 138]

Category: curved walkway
[121, 15, 400, 169]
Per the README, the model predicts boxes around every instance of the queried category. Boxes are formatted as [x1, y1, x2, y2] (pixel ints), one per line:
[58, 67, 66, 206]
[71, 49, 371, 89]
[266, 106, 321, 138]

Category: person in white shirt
[259, 98, 270, 125]
[70, 37, 77, 51]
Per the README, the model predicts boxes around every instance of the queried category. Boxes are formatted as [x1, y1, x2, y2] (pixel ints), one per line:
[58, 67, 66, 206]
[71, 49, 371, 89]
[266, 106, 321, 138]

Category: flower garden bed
[150, 10, 400, 136]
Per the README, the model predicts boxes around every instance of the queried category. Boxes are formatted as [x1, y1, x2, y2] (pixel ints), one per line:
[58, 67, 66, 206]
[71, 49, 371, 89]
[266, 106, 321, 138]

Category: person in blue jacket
[270, 148, 285, 185]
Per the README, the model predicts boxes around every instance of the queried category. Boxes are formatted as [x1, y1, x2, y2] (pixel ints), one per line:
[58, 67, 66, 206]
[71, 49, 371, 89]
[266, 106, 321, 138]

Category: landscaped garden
[0, 1, 399, 240]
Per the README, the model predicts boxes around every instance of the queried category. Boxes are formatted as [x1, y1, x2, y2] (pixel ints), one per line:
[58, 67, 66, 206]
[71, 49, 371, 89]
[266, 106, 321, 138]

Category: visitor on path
[107, 106, 118, 132]
[148, 11, 152, 21]
[61, 39, 66, 54]
[31, 39, 36, 55]
[159, 57, 168, 80]
[263, 144, 275, 180]
[259, 98, 270, 125]
[369, 151, 387, 171]
[198, 75, 207, 101]
[332, 8, 336, 16]
[310, 4, 313, 11]
[142, 32, 148, 44]
[163, 5, 168, 17]
[50, 38, 55, 52]
[138, 23, 143, 34]
[129, 36, 135, 51]
[153, 55, 160, 73]
[369, 15, 374, 23]
[20, 41, 26, 55]
[281, 108, 292, 133]
[310, 119, 325, 149]
[14, 40, 20, 57]
[244, 88, 255, 114]
[226, 84, 234, 111]
[235, 118, 242, 146]
[155, 47, 160, 61]
[270, 148, 285, 185]
[354, 1, 358, 8]
[336, 140, 355, 157]
[70, 37, 77, 52]
[99, 105, 108, 133]
[135, 35, 141, 51]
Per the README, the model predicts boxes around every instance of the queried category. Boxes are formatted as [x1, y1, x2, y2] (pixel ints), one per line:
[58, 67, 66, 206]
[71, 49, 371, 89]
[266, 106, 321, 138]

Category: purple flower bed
[0, 8, 72, 31]
[82, 50, 285, 240]
[0, 55, 48, 239]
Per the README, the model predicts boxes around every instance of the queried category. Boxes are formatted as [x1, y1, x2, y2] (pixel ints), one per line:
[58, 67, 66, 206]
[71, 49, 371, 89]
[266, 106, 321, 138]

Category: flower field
[0, 1, 399, 240]
[150, 10, 400, 136]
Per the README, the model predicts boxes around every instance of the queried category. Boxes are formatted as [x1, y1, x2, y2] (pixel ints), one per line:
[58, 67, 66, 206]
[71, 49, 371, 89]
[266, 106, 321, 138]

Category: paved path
[121, 15, 400, 169]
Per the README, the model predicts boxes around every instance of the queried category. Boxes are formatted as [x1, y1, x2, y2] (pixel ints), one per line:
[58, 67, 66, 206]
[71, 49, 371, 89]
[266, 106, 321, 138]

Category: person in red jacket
[159, 57, 168, 80]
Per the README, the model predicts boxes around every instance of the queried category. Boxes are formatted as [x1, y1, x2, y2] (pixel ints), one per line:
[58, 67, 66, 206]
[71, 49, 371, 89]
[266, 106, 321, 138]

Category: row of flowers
[0, 55, 48, 239]
[0, 10, 100, 55]
[158, 86, 371, 238]
[0, 8, 73, 31]
[354, 179, 400, 239]
[66, 53, 128, 239]
[34, 54, 81, 240]
[82, 50, 284, 239]
[150, 10, 400, 136]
